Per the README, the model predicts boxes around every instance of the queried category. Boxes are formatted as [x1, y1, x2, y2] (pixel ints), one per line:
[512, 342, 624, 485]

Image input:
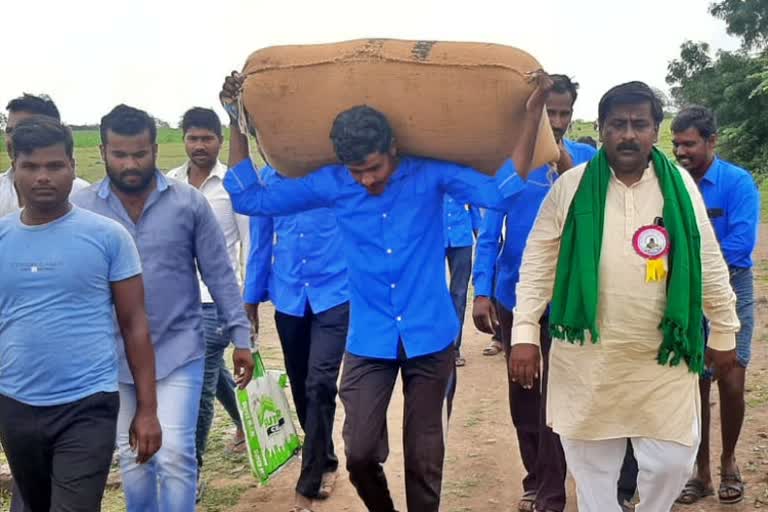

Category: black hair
[576, 135, 597, 149]
[329, 105, 393, 164]
[181, 107, 223, 138]
[11, 115, 73, 159]
[550, 75, 579, 105]
[5, 93, 60, 121]
[598, 81, 664, 128]
[100, 104, 157, 145]
[671, 105, 718, 139]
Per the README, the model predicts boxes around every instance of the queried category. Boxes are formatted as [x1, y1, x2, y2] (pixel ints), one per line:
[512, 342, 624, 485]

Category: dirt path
[232, 227, 768, 512]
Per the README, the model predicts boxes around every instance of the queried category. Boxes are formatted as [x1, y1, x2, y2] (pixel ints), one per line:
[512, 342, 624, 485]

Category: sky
[3, 0, 741, 126]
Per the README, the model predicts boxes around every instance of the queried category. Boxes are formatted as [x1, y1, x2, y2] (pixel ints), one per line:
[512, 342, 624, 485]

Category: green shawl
[548, 147, 704, 374]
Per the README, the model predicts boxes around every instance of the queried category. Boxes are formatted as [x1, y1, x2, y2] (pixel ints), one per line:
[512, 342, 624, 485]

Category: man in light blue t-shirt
[0, 116, 160, 511]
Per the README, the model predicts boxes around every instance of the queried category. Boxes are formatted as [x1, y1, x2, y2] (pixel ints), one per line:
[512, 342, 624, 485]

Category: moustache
[617, 143, 640, 152]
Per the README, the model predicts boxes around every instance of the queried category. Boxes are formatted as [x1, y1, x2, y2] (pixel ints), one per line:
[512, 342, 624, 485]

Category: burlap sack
[240, 38, 559, 177]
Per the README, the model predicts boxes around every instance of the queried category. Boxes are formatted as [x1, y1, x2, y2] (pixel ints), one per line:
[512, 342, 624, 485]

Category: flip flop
[483, 340, 503, 356]
[518, 490, 536, 512]
[676, 478, 714, 504]
[719, 467, 745, 504]
[455, 355, 466, 367]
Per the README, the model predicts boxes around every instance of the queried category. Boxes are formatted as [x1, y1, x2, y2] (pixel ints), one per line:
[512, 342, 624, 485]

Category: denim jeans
[195, 303, 241, 468]
[731, 266, 755, 368]
[117, 357, 204, 512]
[445, 246, 473, 352]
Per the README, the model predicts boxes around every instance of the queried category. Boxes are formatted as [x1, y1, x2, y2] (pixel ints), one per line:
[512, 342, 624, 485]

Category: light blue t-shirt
[0, 206, 142, 406]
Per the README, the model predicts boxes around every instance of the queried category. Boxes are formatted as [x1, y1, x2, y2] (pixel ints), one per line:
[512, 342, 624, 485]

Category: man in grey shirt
[72, 104, 254, 512]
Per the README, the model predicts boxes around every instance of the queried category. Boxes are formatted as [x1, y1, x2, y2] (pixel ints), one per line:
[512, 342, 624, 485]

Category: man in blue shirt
[672, 106, 759, 506]
[221, 70, 549, 512]
[472, 75, 596, 512]
[0, 116, 160, 511]
[444, 195, 482, 368]
[245, 165, 349, 511]
[72, 105, 254, 512]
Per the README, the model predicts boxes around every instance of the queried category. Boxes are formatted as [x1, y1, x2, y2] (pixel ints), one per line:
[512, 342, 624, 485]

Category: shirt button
[386, 248, 393, 254]
[299, 233, 304, 238]
[304, 282, 309, 287]
[396, 316, 402, 322]
[448, 227, 452, 230]
[448, 213, 452, 217]
[390, 283, 396, 288]
[382, 213, 388, 218]
[302, 259, 307, 264]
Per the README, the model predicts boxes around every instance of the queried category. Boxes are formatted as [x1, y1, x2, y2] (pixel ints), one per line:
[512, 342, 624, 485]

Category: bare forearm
[123, 321, 158, 412]
[510, 107, 544, 179]
[228, 121, 250, 169]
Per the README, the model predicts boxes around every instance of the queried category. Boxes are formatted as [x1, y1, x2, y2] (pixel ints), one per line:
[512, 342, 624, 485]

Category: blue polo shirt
[696, 157, 759, 269]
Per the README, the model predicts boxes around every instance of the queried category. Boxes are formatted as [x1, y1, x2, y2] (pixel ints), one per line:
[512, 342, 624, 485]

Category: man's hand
[245, 302, 259, 334]
[220, 71, 245, 122]
[706, 347, 737, 380]
[233, 348, 255, 389]
[525, 70, 554, 115]
[508, 344, 540, 390]
[130, 408, 162, 464]
[472, 296, 499, 334]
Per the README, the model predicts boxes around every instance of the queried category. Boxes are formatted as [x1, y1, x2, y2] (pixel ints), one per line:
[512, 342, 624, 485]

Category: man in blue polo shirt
[220, 70, 550, 512]
[472, 75, 596, 512]
[672, 106, 759, 507]
[244, 165, 349, 512]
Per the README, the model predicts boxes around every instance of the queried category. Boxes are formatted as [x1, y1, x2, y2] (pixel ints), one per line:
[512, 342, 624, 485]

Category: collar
[700, 157, 721, 186]
[97, 170, 170, 199]
[340, 155, 415, 187]
[167, 160, 227, 183]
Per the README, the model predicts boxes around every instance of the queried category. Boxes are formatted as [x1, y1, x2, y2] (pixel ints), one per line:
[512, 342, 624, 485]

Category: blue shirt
[72, 172, 251, 382]
[443, 195, 482, 248]
[0, 207, 141, 406]
[225, 156, 523, 359]
[244, 165, 349, 317]
[474, 139, 597, 310]
[697, 157, 760, 269]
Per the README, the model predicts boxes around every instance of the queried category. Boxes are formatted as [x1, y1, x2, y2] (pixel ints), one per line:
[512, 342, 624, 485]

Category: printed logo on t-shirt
[12, 261, 63, 273]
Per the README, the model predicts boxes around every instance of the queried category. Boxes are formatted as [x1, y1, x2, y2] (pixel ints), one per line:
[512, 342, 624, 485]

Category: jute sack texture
[240, 38, 559, 177]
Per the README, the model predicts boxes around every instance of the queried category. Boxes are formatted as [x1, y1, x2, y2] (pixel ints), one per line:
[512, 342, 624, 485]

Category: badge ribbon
[632, 225, 670, 283]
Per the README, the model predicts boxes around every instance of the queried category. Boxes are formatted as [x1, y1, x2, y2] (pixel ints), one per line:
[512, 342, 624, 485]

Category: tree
[710, 0, 768, 51]
[667, 46, 768, 174]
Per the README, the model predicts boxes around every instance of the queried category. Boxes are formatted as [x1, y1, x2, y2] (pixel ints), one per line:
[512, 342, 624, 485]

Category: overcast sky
[3, 0, 740, 126]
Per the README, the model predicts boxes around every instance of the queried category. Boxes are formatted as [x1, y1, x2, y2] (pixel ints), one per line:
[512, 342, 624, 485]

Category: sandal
[518, 490, 536, 512]
[719, 467, 745, 504]
[676, 478, 714, 504]
[455, 355, 466, 367]
[483, 340, 503, 356]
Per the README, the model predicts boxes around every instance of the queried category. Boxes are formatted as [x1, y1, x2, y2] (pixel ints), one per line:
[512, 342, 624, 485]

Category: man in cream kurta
[510, 82, 740, 512]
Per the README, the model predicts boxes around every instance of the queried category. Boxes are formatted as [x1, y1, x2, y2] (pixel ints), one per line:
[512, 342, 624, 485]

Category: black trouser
[274, 302, 349, 498]
[340, 342, 454, 512]
[0, 391, 119, 512]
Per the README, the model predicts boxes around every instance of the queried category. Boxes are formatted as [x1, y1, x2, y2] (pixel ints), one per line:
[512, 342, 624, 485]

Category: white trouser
[561, 434, 698, 512]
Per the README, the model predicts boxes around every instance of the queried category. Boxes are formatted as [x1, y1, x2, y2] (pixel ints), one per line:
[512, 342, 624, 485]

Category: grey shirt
[72, 171, 250, 382]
